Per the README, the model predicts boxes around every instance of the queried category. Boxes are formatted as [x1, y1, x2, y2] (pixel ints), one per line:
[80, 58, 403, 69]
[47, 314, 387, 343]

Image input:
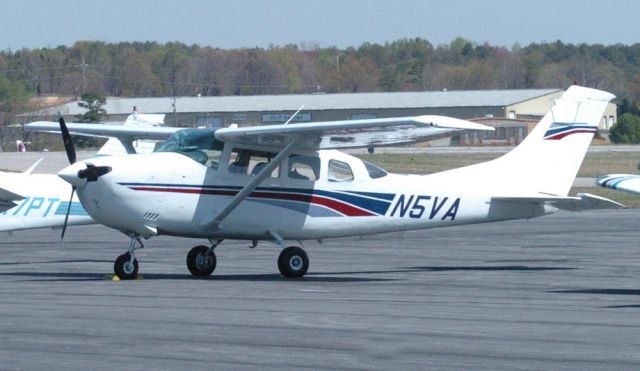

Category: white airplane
[0, 112, 171, 234]
[32, 86, 622, 280]
[597, 173, 640, 195]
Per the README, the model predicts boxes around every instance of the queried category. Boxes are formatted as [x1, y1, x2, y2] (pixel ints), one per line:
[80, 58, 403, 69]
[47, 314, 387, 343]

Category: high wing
[214, 115, 493, 150]
[492, 193, 624, 211]
[0, 186, 24, 213]
[25, 121, 179, 141]
[27, 115, 492, 152]
[597, 174, 640, 196]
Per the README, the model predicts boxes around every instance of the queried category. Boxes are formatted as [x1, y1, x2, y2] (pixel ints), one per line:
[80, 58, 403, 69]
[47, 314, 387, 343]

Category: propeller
[59, 116, 76, 165]
[57, 116, 112, 239]
[59, 116, 75, 240]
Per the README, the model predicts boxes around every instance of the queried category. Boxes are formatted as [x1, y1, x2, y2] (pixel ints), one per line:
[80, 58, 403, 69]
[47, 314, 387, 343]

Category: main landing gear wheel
[278, 246, 309, 278]
[187, 245, 217, 277]
[114, 252, 138, 280]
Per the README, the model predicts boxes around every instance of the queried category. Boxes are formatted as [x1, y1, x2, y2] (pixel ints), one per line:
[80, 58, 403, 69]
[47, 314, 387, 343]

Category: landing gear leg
[114, 235, 143, 280]
[186, 239, 222, 277]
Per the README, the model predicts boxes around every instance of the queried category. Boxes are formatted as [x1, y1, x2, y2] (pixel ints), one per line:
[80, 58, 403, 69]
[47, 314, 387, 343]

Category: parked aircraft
[34, 86, 621, 280]
[16, 140, 26, 152]
[0, 112, 171, 233]
[598, 173, 640, 196]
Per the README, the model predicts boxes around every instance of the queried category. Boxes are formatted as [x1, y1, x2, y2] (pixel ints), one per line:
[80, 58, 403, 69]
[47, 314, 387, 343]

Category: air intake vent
[143, 212, 160, 222]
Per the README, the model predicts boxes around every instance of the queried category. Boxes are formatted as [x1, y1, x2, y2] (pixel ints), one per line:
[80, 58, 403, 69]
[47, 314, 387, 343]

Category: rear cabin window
[228, 149, 279, 178]
[288, 155, 320, 181]
[328, 159, 354, 182]
[363, 160, 388, 179]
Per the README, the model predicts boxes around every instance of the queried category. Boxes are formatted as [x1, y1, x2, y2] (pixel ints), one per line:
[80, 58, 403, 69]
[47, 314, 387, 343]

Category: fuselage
[65, 148, 556, 241]
[0, 171, 92, 232]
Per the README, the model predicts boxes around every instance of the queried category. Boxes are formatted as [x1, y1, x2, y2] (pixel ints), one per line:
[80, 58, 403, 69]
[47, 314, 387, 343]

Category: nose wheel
[278, 246, 309, 278]
[114, 252, 138, 279]
[186, 245, 217, 277]
[113, 235, 143, 280]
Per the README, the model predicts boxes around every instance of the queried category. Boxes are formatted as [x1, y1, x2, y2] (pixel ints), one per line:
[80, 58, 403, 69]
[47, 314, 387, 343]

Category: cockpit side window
[228, 149, 279, 178]
[154, 129, 223, 168]
[328, 159, 354, 182]
[363, 160, 388, 179]
[288, 155, 320, 181]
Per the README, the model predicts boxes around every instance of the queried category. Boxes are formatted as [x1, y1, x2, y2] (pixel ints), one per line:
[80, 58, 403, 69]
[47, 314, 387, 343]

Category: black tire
[114, 253, 138, 280]
[187, 245, 217, 277]
[278, 246, 309, 278]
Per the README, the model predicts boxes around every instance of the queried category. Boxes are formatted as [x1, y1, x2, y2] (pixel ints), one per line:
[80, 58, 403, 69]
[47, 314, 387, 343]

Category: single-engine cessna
[31, 86, 622, 279]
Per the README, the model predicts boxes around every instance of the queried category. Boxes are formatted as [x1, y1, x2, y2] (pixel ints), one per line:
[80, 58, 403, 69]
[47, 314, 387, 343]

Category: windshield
[155, 128, 223, 167]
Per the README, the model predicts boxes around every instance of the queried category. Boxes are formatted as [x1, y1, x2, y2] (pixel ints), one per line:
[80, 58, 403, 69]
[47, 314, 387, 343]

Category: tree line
[1, 38, 640, 100]
[2, 37, 640, 146]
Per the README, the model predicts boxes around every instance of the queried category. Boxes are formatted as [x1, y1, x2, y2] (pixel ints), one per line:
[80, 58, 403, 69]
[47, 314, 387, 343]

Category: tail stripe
[543, 124, 597, 140]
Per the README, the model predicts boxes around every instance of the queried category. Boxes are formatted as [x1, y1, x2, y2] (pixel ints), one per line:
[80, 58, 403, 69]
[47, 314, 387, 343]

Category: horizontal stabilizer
[0, 187, 24, 213]
[492, 193, 624, 211]
[0, 200, 18, 213]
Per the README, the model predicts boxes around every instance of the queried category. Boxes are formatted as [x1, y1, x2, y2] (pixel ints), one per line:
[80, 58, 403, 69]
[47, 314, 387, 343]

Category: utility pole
[172, 95, 177, 125]
[80, 57, 87, 95]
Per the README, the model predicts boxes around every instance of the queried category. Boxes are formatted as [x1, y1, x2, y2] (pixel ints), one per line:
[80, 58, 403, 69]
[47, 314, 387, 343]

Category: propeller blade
[58, 116, 76, 165]
[61, 186, 75, 240]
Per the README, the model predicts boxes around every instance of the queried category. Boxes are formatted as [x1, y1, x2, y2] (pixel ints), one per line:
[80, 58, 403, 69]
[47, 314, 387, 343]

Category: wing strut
[200, 138, 299, 231]
[118, 137, 137, 154]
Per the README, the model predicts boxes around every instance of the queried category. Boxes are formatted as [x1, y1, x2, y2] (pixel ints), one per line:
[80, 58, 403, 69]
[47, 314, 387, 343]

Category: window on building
[498, 127, 506, 140]
[196, 117, 224, 128]
[351, 113, 378, 120]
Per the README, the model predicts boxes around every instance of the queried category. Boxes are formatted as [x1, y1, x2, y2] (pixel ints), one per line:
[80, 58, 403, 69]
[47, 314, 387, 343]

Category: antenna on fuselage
[283, 105, 305, 125]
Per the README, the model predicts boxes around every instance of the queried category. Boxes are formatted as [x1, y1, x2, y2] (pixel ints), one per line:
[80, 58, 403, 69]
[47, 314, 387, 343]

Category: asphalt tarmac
[1, 209, 639, 370]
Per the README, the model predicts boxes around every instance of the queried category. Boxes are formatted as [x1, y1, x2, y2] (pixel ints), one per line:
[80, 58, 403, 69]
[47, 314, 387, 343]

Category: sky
[0, 0, 638, 51]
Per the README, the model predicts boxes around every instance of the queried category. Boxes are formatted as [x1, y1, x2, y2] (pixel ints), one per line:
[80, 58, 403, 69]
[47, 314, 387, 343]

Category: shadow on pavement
[549, 288, 640, 296]
[0, 271, 396, 283]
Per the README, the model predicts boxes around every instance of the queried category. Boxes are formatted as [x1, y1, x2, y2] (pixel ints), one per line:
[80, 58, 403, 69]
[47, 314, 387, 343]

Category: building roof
[40, 89, 562, 116]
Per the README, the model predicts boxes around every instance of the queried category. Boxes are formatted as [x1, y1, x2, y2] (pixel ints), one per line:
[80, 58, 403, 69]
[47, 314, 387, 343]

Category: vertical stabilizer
[96, 111, 166, 156]
[434, 86, 614, 197]
[494, 85, 614, 196]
